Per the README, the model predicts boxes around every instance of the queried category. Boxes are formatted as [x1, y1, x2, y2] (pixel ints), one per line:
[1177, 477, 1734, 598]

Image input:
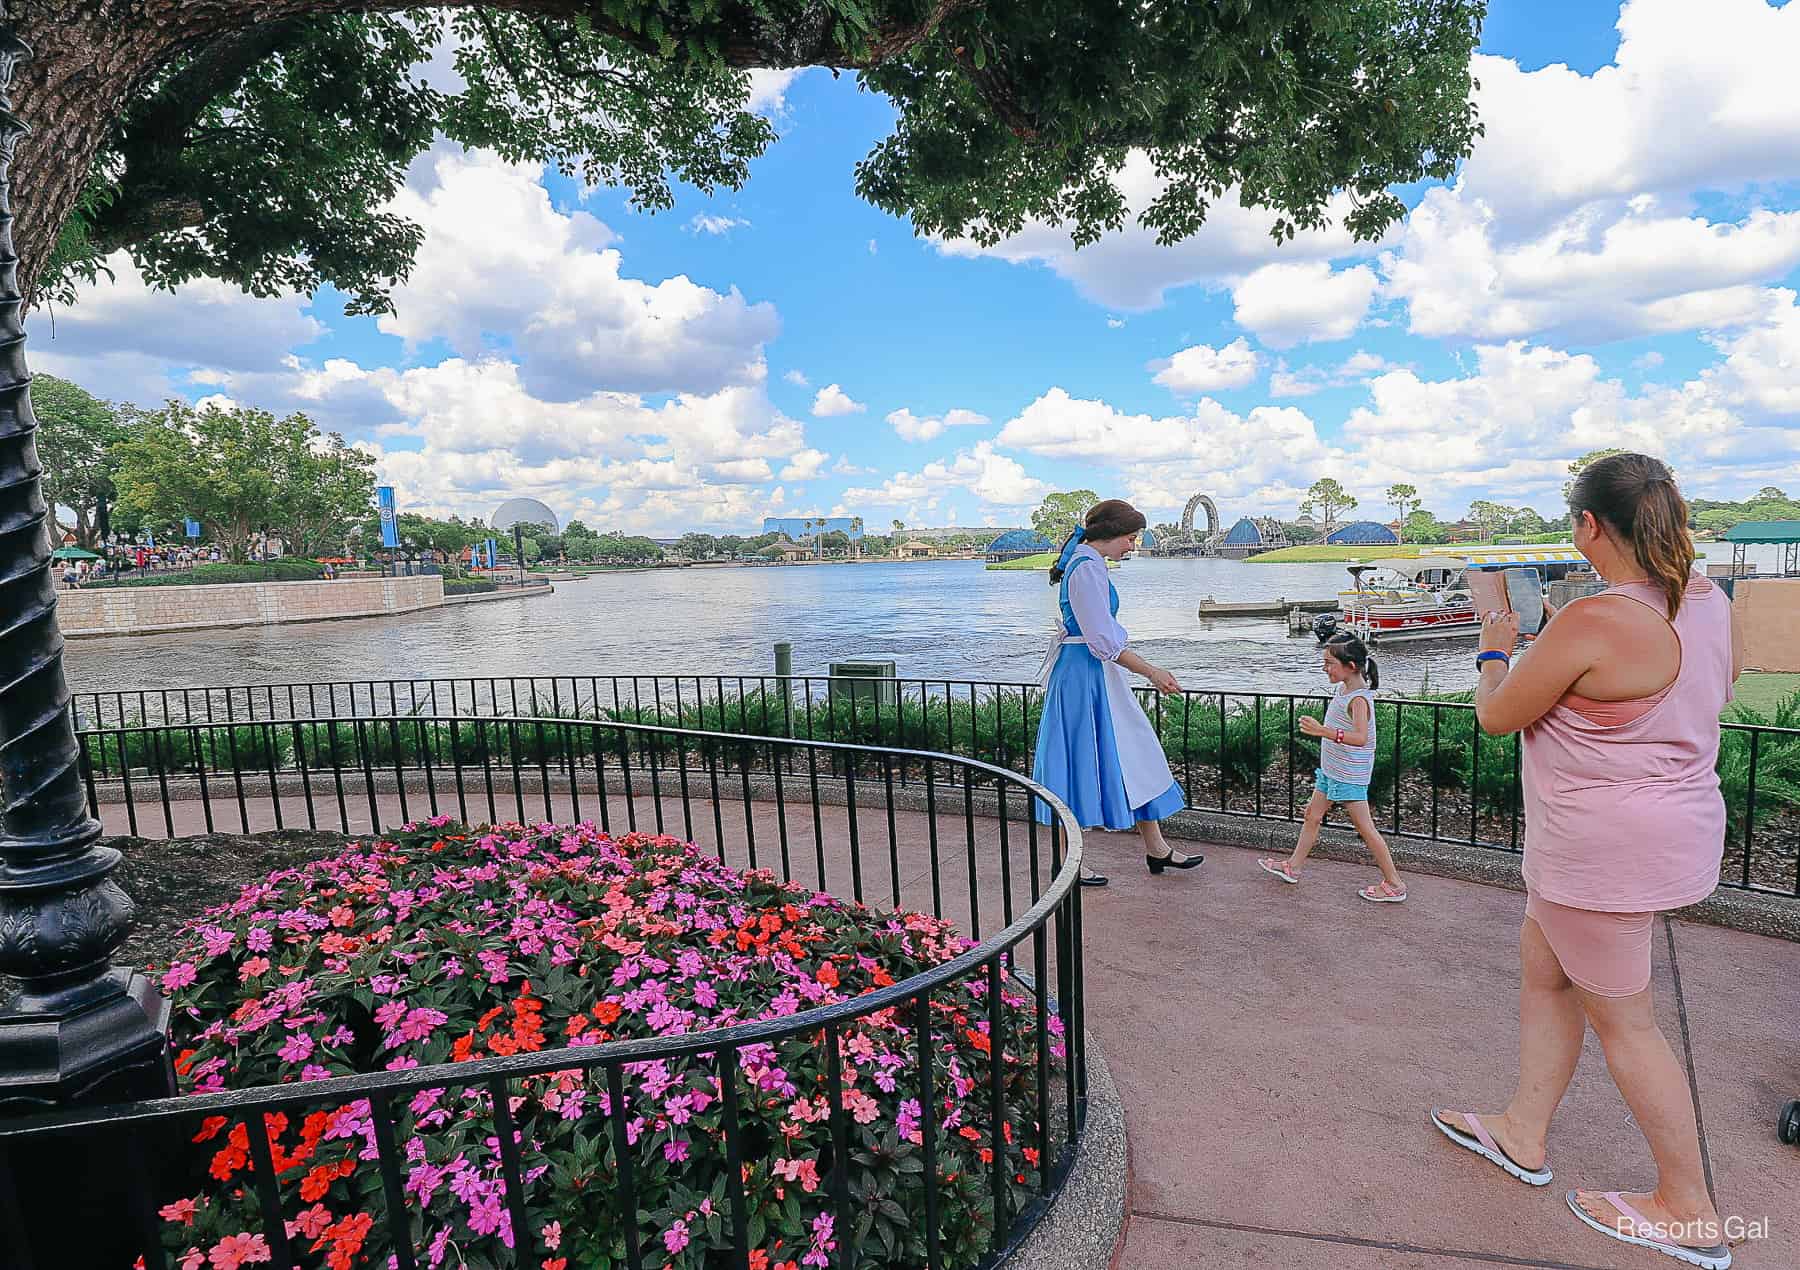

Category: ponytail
[1048, 530, 1082, 585]
[1568, 453, 1693, 616]
[1325, 633, 1379, 689]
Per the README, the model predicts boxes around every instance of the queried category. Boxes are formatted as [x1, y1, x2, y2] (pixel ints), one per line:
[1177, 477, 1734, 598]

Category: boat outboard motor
[1312, 611, 1339, 643]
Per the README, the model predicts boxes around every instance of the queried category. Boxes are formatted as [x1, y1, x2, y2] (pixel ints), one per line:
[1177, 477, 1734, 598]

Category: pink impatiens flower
[161, 963, 197, 991]
[206, 1231, 271, 1269]
[276, 1032, 314, 1064]
[663, 1220, 690, 1255]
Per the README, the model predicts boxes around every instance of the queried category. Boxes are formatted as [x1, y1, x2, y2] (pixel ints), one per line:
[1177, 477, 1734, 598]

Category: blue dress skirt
[1032, 554, 1184, 830]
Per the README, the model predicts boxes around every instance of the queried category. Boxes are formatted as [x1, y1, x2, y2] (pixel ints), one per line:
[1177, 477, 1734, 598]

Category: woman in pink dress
[1432, 454, 1742, 1269]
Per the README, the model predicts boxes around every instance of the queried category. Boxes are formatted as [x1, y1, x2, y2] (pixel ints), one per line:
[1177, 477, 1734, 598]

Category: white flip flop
[1430, 1110, 1552, 1186]
[1565, 1191, 1731, 1269]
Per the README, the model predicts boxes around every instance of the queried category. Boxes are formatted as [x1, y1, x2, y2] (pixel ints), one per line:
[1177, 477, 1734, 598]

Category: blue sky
[36, 0, 1800, 534]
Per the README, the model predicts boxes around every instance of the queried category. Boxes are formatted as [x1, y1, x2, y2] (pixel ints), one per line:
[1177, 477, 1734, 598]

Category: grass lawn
[1729, 671, 1800, 718]
[986, 552, 1123, 571]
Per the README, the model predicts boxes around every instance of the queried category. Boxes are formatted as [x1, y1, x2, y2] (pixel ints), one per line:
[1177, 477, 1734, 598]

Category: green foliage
[1563, 447, 1629, 503]
[1403, 509, 1452, 544]
[82, 559, 326, 589]
[443, 576, 498, 595]
[1030, 491, 1099, 544]
[1719, 690, 1800, 835]
[31, 373, 129, 548]
[112, 401, 373, 564]
[48, 3, 1485, 317]
[1691, 488, 1800, 535]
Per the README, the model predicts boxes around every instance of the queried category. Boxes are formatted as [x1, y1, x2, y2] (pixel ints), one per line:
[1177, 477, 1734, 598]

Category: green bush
[443, 576, 497, 595]
[1720, 690, 1800, 833]
[83, 559, 325, 588]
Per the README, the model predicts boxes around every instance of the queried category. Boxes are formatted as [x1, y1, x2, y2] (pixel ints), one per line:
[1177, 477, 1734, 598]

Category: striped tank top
[1320, 687, 1377, 785]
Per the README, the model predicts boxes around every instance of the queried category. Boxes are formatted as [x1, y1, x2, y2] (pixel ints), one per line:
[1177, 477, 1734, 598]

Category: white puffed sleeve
[1067, 559, 1128, 661]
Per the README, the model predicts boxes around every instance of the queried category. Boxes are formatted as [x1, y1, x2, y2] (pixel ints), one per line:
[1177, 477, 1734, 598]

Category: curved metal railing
[1, 717, 1087, 1270]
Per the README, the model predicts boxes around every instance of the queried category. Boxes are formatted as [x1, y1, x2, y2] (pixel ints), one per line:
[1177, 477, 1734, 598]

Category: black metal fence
[4, 719, 1087, 1270]
[71, 673, 1800, 897]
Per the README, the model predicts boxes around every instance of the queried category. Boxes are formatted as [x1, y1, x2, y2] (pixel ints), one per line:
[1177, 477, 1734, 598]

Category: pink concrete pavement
[1075, 828, 1799, 1270]
[103, 790, 1798, 1268]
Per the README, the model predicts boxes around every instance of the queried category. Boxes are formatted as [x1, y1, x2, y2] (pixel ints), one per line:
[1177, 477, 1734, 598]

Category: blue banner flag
[184, 518, 201, 538]
[486, 538, 498, 569]
[377, 486, 399, 548]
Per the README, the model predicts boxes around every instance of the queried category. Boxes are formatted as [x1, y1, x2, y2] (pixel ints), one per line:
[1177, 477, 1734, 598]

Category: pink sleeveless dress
[1519, 577, 1733, 994]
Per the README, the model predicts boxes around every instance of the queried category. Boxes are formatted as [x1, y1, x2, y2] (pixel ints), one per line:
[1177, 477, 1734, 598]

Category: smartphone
[1468, 567, 1544, 636]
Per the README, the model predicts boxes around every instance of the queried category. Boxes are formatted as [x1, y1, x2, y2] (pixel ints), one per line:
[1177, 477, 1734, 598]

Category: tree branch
[87, 195, 207, 254]
[129, 19, 311, 146]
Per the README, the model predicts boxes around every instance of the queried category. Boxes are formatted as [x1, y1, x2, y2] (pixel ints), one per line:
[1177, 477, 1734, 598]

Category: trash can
[827, 660, 899, 709]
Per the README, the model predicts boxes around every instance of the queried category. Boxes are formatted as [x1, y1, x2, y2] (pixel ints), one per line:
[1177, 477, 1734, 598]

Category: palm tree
[850, 516, 863, 560]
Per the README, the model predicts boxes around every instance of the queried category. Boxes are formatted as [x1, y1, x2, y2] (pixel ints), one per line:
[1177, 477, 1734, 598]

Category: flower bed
[148, 819, 1062, 1269]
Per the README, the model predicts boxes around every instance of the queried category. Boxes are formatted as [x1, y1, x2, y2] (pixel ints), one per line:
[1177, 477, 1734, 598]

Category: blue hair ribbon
[1053, 526, 1087, 577]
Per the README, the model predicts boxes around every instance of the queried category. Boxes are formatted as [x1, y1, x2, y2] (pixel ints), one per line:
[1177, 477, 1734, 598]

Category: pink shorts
[1524, 892, 1655, 997]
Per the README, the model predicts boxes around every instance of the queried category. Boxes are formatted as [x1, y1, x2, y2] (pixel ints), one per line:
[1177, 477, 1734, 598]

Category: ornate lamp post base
[0, 26, 177, 1268]
[0, 968, 171, 1105]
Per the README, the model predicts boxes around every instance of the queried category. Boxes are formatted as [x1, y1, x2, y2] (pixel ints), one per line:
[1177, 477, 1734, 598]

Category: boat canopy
[1347, 556, 1466, 579]
[1460, 545, 1585, 567]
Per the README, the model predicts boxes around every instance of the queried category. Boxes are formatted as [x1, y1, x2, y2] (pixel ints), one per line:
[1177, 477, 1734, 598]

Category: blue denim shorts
[1314, 769, 1369, 804]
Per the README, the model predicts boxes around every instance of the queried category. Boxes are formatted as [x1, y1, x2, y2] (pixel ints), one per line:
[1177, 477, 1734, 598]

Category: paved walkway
[101, 790, 1799, 1268]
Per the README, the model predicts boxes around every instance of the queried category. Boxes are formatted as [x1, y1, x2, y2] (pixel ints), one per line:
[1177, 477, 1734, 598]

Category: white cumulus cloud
[885, 406, 990, 442]
[1232, 262, 1379, 348]
[1151, 338, 1260, 393]
[811, 384, 866, 417]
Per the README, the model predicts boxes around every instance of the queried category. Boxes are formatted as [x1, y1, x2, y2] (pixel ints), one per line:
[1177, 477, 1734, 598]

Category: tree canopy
[1030, 490, 1099, 543]
[111, 401, 375, 562]
[21, 0, 1486, 311]
[31, 373, 129, 548]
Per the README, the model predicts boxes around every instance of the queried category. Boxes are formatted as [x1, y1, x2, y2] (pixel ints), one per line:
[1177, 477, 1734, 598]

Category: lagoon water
[63, 545, 1771, 701]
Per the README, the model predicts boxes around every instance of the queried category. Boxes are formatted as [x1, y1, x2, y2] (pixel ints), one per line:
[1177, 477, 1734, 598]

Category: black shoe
[1079, 870, 1109, 887]
[1145, 851, 1202, 874]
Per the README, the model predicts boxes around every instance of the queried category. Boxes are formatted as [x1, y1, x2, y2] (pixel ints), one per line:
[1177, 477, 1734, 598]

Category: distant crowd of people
[57, 544, 224, 588]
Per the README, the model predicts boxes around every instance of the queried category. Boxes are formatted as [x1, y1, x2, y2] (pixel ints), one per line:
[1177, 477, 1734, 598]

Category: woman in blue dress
[1032, 499, 1200, 887]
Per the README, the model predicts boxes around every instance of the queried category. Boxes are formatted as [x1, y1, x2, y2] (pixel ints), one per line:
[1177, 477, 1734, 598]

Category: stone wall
[59, 576, 444, 638]
[1734, 577, 1800, 672]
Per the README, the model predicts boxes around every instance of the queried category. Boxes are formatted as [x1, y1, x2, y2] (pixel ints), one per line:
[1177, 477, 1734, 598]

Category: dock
[1197, 596, 1338, 618]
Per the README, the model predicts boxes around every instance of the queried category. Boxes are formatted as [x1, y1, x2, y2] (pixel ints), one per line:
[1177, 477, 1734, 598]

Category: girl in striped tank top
[1259, 635, 1407, 902]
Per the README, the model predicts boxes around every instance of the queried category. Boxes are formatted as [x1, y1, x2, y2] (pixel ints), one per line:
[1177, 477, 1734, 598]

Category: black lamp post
[513, 522, 526, 581]
[0, 29, 174, 1257]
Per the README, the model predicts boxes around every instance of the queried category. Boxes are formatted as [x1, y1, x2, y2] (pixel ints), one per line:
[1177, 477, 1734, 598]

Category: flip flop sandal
[1565, 1191, 1732, 1269]
[1257, 857, 1299, 884]
[1430, 1110, 1552, 1186]
[1360, 880, 1407, 903]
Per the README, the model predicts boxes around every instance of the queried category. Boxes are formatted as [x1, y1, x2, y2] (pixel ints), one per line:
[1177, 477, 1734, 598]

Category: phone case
[1466, 569, 1509, 619]
[1505, 568, 1544, 636]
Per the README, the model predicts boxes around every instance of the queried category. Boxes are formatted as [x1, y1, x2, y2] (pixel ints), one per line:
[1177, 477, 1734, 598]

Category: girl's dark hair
[1325, 633, 1379, 690]
[1048, 499, 1148, 584]
[1567, 452, 1693, 616]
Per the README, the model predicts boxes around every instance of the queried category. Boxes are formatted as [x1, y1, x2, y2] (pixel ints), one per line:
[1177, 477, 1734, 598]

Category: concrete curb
[90, 764, 1800, 943]
[1159, 806, 1800, 944]
[442, 585, 555, 605]
[996, 1040, 1128, 1270]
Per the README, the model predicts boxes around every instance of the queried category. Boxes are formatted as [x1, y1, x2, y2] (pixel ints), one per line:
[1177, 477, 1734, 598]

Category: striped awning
[1461, 546, 1586, 567]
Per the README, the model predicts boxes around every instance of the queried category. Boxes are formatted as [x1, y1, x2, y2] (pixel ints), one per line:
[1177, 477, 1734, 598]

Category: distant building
[985, 529, 1052, 562]
[898, 540, 935, 559]
[1326, 520, 1400, 546]
[491, 497, 559, 534]
[1215, 516, 1291, 559]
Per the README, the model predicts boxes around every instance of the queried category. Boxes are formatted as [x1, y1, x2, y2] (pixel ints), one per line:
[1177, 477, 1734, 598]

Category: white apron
[1036, 624, 1177, 811]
